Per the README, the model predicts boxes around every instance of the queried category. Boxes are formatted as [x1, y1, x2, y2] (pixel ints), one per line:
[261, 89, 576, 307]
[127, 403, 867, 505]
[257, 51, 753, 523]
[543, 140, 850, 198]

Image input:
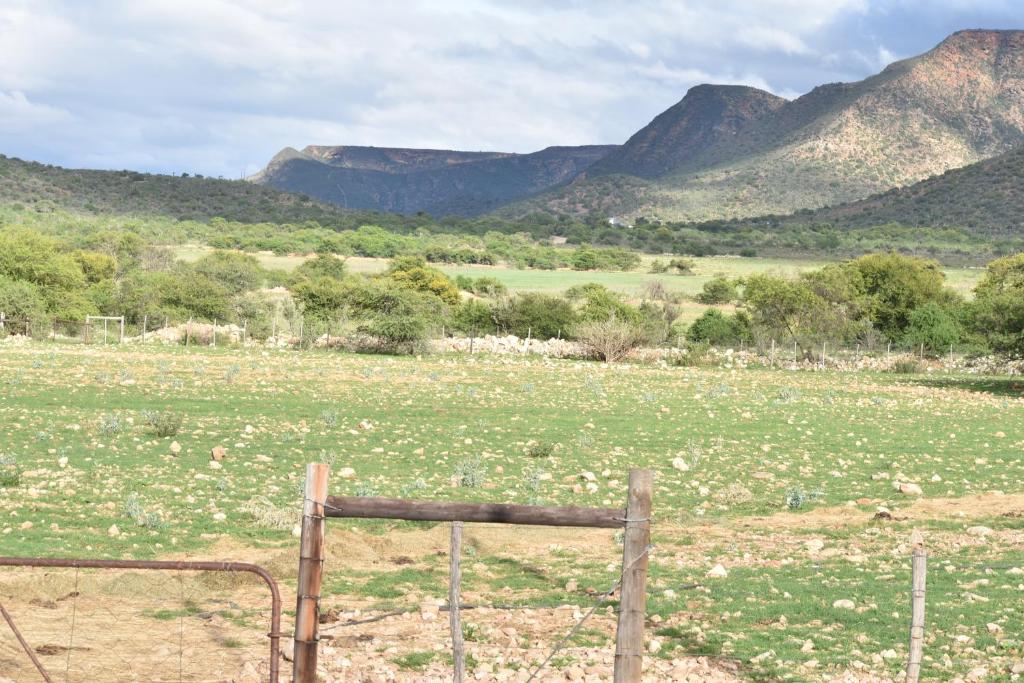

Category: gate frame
[292, 463, 653, 683]
[0, 557, 282, 683]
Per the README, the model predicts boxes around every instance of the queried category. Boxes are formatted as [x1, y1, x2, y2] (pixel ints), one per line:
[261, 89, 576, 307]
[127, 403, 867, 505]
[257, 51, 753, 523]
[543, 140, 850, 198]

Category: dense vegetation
[2, 222, 1020, 359]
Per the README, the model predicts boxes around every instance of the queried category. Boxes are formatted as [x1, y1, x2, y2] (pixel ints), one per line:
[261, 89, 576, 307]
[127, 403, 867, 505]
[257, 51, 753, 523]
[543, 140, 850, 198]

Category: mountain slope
[587, 84, 787, 178]
[508, 29, 1024, 222]
[254, 144, 616, 216]
[0, 154, 359, 226]
[791, 144, 1024, 236]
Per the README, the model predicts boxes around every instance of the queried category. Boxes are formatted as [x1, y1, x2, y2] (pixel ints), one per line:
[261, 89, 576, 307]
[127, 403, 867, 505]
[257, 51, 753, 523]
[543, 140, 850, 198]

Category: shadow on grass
[899, 375, 1024, 398]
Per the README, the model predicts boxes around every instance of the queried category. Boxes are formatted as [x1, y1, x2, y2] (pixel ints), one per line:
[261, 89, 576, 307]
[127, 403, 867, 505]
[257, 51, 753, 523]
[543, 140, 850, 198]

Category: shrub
[903, 302, 960, 356]
[696, 276, 738, 304]
[0, 276, 48, 324]
[451, 299, 493, 335]
[348, 281, 442, 353]
[140, 410, 183, 438]
[193, 250, 266, 295]
[0, 455, 20, 488]
[293, 253, 347, 281]
[493, 293, 576, 339]
[574, 316, 645, 362]
[687, 309, 752, 346]
[668, 257, 695, 275]
[385, 255, 460, 305]
[891, 359, 921, 374]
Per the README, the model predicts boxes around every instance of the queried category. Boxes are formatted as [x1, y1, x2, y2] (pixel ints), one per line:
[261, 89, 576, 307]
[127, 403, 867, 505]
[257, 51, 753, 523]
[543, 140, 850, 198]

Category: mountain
[505, 29, 1024, 222]
[586, 84, 787, 178]
[0, 154, 358, 226]
[253, 144, 617, 216]
[789, 144, 1024, 236]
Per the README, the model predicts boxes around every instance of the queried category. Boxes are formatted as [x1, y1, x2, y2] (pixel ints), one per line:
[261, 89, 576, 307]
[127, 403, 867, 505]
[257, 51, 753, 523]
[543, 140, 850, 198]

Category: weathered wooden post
[142, 315, 148, 343]
[212, 319, 217, 348]
[118, 316, 124, 344]
[449, 521, 465, 682]
[906, 530, 927, 683]
[293, 463, 329, 683]
[613, 469, 653, 682]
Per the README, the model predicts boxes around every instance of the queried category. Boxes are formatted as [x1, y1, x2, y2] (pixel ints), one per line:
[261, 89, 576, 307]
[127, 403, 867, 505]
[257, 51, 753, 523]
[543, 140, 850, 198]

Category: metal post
[613, 469, 653, 682]
[449, 521, 465, 682]
[293, 463, 329, 683]
[118, 317, 124, 344]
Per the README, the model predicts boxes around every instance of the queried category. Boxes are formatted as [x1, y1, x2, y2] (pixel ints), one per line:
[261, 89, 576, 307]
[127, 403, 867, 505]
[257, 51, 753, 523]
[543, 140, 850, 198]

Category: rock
[169, 441, 181, 455]
[1012, 661, 1024, 675]
[19, 521, 32, 530]
[244, 424, 254, 434]
[419, 601, 439, 621]
[706, 564, 728, 578]
[211, 445, 226, 461]
[966, 667, 988, 681]
[358, 419, 374, 430]
[804, 539, 825, 553]
[213, 512, 226, 521]
[209, 460, 222, 470]
[894, 481, 923, 496]
[967, 526, 993, 537]
[647, 638, 661, 654]
[565, 579, 578, 592]
[671, 457, 690, 472]
[801, 640, 814, 653]
[881, 648, 898, 660]
[580, 471, 596, 482]
[987, 622, 1003, 633]
[832, 599, 856, 610]
[108, 524, 120, 537]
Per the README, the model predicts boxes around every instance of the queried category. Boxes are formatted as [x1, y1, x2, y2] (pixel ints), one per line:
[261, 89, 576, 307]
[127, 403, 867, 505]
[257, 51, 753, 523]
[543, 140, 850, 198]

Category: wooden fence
[291, 463, 653, 683]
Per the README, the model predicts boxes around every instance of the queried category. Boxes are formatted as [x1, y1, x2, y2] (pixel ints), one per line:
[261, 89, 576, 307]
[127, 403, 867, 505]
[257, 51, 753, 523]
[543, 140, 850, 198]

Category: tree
[697, 276, 737, 304]
[193, 250, 266, 295]
[493, 293, 576, 339]
[686, 309, 752, 346]
[904, 302, 960, 356]
[845, 253, 947, 337]
[384, 256, 460, 305]
[291, 277, 351, 321]
[969, 253, 1024, 355]
[293, 254, 347, 281]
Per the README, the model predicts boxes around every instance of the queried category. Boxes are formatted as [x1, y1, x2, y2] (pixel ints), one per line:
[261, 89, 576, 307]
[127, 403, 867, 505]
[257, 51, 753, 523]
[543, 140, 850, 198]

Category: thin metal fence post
[450, 521, 465, 682]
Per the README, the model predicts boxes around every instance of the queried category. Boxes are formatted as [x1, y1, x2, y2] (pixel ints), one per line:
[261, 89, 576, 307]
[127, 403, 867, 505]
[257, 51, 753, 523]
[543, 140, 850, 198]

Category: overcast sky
[1, 1, 1022, 178]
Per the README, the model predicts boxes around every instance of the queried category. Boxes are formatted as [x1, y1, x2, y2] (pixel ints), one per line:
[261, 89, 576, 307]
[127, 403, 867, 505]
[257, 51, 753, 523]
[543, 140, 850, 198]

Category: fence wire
[0, 564, 277, 683]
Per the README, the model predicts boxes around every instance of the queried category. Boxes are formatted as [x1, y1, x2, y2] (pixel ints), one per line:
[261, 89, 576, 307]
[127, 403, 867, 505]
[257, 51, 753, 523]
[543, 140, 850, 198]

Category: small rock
[894, 482, 923, 496]
[209, 460, 222, 470]
[987, 622, 1003, 633]
[565, 579, 578, 592]
[108, 524, 120, 537]
[647, 639, 661, 654]
[967, 526, 993, 537]
[337, 467, 356, 479]
[833, 599, 856, 610]
[169, 441, 181, 455]
[211, 445, 226, 461]
[706, 564, 728, 578]
[671, 458, 689, 472]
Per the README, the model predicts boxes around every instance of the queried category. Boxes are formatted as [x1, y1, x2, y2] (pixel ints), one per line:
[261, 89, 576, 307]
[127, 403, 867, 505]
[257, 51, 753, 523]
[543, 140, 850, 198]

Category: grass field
[1, 342, 1022, 680]
[174, 246, 985, 299]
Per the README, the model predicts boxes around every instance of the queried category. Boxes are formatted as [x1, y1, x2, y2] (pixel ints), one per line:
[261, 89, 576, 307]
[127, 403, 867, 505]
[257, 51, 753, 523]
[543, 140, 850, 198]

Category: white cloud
[0, 0, 995, 177]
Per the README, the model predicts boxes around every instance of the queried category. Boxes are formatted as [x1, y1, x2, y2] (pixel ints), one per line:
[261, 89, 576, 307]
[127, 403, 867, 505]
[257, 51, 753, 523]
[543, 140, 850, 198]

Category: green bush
[293, 254, 347, 281]
[903, 302, 961, 356]
[687, 309, 752, 346]
[193, 250, 266, 295]
[494, 293, 576, 339]
[696, 276, 738, 304]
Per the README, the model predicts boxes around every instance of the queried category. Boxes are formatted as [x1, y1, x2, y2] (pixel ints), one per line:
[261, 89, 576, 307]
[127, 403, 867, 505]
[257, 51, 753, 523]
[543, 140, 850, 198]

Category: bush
[141, 410, 183, 437]
[687, 309, 752, 346]
[574, 316, 645, 362]
[903, 302, 960, 356]
[385, 256, 460, 305]
[494, 293, 576, 339]
[193, 250, 266, 295]
[293, 254, 347, 281]
[696, 276, 738, 304]
[451, 299, 493, 335]
[668, 257, 695, 275]
[891, 359, 921, 374]
[0, 276, 48, 324]
[348, 281, 441, 353]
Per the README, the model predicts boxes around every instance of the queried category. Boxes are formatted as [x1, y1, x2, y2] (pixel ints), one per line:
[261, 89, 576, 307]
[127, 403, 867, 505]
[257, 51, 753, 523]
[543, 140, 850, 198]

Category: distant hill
[253, 144, 617, 216]
[789, 144, 1024, 236]
[508, 30, 1024, 222]
[0, 154, 359, 226]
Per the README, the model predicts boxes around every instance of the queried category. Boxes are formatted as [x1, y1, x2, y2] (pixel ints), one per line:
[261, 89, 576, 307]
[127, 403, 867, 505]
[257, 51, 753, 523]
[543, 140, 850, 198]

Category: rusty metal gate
[0, 558, 282, 683]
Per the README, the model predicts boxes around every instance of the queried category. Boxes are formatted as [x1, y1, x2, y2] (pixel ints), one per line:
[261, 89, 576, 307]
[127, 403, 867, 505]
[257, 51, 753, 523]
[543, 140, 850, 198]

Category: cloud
[0, 0, 1015, 177]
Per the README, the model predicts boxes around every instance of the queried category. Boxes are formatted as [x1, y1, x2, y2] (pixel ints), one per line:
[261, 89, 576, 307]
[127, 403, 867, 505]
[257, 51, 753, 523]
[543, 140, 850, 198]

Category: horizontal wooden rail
[325, 496, 625, 528]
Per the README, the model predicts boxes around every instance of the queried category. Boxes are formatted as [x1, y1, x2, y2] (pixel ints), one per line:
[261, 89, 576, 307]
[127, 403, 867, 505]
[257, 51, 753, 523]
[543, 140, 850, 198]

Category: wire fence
[0, 560, 281, 683]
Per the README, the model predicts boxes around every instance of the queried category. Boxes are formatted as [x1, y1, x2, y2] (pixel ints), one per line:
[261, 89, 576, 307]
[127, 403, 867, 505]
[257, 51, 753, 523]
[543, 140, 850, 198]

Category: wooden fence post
[293, 463, 329, 683]
[613, 469, 653, 683]
[449, 521, 465, 683]
[142, 315, 148, 343]
[906, 530, 927, 683]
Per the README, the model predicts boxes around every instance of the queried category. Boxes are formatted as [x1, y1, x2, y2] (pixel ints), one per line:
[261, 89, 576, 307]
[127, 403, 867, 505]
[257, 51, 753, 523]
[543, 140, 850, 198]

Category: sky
[1, 0, 1023, 178]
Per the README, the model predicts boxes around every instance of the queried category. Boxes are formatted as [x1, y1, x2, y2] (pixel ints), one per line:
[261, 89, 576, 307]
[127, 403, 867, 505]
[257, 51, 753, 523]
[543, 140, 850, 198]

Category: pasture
[1, 342, 1022, 681]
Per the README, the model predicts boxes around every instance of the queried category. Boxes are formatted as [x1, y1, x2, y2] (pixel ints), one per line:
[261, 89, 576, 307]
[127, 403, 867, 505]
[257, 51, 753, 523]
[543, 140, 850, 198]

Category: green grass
[1, 342, 1021, 680]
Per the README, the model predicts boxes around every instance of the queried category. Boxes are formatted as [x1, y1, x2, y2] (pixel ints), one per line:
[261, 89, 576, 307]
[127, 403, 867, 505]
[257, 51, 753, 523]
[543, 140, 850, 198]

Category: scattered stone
[337, 467, 356, 479]
[967, 526, 993, 537]
[707, 564, 728, 579]
[894, 481, 923, 496]
[169, 441, 181, 455]
[832, 599, 856, 610]
[211, 445, 226, 461]
[107, 524, 120, 537]
[209, 460, 223, 470]
[671, 457, 690, 472]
